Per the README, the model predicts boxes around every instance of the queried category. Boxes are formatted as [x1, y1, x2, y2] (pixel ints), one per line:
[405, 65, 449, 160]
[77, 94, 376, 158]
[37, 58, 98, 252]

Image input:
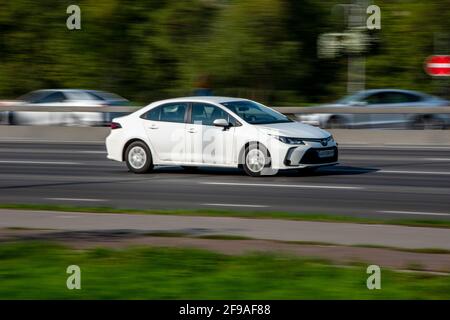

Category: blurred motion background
[0, 0, 449, 106]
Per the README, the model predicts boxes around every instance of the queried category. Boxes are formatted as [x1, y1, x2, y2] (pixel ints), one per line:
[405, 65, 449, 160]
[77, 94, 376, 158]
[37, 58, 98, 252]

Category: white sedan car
[106, 97, 338, 176]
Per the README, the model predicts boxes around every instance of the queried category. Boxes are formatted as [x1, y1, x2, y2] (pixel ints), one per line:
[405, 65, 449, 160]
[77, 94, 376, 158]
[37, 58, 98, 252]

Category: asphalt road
[0, 142, 450, 220]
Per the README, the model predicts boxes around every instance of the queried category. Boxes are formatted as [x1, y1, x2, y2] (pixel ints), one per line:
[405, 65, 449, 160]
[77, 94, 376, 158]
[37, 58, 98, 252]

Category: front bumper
[270, 140, 338, 169]
[285, 146, 338, 166]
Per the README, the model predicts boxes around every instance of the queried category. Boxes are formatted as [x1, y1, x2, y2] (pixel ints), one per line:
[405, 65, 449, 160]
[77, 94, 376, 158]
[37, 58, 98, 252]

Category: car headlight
[271, 135, 305, 145]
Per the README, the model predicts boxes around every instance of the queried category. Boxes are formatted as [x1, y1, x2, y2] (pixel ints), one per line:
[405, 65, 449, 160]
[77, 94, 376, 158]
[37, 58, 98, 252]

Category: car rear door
[362, 92, 422, 128]
[141, 102, 189, 163]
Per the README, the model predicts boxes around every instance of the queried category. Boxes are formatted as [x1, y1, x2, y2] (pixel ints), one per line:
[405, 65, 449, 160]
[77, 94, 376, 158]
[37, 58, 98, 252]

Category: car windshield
[221, 100, 292, 125]
[65, 91, 101, 101]
[18, 91, 50, 103]
[88, 91, 128, 101]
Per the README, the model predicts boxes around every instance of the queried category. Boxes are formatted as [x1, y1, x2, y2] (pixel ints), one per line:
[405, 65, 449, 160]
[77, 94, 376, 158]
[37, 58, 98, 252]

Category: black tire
[326, 116, 344, 129]
[411, 116, 445, 130]
[125, 141, 153, 173]
[8, 112, 17, 125]
[242, 143, 272, 177]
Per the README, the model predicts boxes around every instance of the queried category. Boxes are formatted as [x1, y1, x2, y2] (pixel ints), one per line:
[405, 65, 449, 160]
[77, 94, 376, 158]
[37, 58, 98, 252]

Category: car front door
[186, 103, 237, 165]
[141, 102, 188, 163]
[360, 92, 422, 128]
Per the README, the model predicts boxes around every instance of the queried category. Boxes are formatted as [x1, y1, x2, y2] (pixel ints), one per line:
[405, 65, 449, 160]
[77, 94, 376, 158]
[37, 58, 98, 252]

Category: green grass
[1, 203, 450, 229]
[0, 242, 448, 299]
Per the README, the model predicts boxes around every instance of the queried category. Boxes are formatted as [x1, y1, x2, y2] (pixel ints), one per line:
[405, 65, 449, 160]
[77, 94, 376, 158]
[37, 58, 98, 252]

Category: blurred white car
[298, 89, 450, 129]
[7, 89, 130, 126]
[106, 96, 338, 176]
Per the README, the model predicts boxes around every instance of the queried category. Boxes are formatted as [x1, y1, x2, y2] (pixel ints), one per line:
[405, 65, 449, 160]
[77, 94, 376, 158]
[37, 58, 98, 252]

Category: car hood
[256, 122, 330, 138]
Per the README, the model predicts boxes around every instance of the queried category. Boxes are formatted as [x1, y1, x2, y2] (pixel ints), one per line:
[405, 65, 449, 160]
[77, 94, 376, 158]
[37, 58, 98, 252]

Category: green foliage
[0, 0, 448, 104]
[0, 242, 449, 299]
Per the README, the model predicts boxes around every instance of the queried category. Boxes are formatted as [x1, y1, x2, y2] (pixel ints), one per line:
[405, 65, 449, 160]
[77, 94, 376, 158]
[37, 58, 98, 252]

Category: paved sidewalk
[0, 209, 449, 249]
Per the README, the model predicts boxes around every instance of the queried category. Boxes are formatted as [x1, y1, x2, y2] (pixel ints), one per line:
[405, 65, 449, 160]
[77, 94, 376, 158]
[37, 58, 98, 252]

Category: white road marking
[425, 158, 450, 161]
[379, 210, 450, 217]
[0, 160, 81, 165]
[201, 182, 363, 190]
[202, 203, 269, 208]
[380, 170, 450, 176]
[324, 168, 450, 176]
[79, 151, 106, 154]
[46, 198, 105, 202]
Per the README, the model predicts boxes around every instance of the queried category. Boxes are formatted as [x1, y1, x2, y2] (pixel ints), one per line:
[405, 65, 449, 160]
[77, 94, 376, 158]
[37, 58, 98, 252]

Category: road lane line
[79, 151, 106, 154]
[201, 182, 363, 190]
[323, 168, 450, 175]
[46, 198, 105, 202]
[0, 160, 81, 165]
[380, 170, 450, 175]
[379, 210, 450, 217]
[202, 203, 269, 208]
[425, 158, 450, 161]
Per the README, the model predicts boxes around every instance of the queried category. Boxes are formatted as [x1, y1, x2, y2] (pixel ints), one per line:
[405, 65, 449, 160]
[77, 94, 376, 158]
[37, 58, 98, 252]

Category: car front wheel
[125, 141, 153, 173]
[243, 144, 272, 177]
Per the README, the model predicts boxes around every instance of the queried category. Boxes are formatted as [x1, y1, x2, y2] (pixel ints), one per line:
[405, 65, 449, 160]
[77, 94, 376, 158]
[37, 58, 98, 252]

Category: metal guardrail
[0, 105, 138, 112]
[2, 105, 450, 114]
[275, 106, 450, 114]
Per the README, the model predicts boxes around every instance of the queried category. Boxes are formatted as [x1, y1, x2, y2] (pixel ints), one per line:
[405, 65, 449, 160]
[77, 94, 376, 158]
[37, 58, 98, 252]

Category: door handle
[149, 125, 158, 129]
[187, 128, 196, 133]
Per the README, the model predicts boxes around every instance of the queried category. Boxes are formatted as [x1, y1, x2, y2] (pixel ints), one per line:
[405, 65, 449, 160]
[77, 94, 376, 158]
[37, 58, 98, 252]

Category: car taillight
[110, 122, 122, 129]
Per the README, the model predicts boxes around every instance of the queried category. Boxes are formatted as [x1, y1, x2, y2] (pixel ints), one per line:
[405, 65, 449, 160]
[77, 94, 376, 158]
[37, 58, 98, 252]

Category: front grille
[300, 147, 338, 164]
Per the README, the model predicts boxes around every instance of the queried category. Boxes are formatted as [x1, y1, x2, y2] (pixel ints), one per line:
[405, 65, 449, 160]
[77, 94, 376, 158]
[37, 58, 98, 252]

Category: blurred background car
[298, 89, 450, 129]
[6, 89, 130, 126]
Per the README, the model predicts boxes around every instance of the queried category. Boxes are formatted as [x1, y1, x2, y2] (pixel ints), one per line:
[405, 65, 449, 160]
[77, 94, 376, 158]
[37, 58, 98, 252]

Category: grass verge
[0, 242, 448, 299]
[0, 203, 450, 228]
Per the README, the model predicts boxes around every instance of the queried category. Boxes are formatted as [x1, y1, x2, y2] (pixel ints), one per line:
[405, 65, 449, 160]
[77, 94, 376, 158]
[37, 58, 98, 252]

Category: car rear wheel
[243, 144, 272, 177]
[125, 141, 153, 173]
[412, 116, 445, 130]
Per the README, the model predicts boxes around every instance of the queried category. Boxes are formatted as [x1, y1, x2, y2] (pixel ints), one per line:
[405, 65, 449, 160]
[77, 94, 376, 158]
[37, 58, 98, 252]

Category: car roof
[34, 89, 102, 93]
[358, 89, 426, 96]
[152, 96, 249, 104]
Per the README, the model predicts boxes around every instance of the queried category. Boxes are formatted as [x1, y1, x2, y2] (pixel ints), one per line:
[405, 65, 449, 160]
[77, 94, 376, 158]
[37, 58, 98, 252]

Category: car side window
[392, 93, 422, 103]
[143, 107, 161, 121]
[36, 92, 66, 103]
[191, 103, 238, 126]
[364, 92, 423, 105]
[143, 103, 187, 123]
[363, 93, 386, 105]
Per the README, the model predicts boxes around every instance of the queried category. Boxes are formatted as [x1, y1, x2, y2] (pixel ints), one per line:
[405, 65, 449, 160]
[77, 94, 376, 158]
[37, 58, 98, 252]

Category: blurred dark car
[6, 89, 131, 126]
[298, 89, 450, 129]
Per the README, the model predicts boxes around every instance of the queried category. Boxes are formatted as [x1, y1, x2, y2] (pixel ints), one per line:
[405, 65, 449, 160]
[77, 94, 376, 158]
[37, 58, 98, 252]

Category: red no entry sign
[425, 55, 450, 76]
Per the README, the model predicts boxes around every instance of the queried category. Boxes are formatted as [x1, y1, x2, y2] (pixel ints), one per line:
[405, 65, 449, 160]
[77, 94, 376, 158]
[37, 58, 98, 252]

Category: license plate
[317, 149, 334, 158]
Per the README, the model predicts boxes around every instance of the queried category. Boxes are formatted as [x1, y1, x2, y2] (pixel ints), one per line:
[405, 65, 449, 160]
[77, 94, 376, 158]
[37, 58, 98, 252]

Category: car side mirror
[213, 119, 230, 128]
